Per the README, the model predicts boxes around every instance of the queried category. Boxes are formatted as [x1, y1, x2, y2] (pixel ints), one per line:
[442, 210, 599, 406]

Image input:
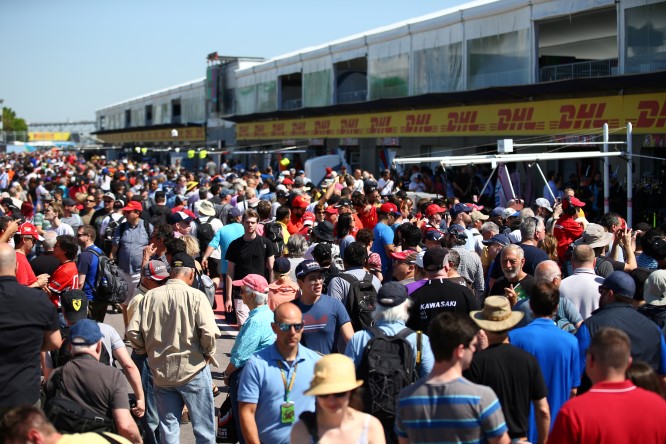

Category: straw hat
[470, 296, 524, 332]
[304, 354, 363, 396]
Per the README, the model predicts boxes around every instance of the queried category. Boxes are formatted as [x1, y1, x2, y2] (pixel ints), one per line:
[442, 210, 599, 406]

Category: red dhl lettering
[340, 118, 360, 135]
[253, 124, 266, 136]
[404, 114, 433, 133]
[446, 111, 479, 132]
[557, 103, 607, 129]
[370, 116, 393, 133]
[272, 123, 286, 135]
[636, 100, 666, 128]
[314, 120, 333, 135]
[238, 127, 249, 137]
[497, 107, 537, 131]
[291, 122, 307, 136]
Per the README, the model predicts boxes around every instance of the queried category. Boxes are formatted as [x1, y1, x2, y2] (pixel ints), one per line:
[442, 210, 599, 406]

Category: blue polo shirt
[77, 244, 103, 301]
[293, 296, 351, 355]
[509, 318, 580, 443]
[238, 343, 320, 444]
[371, 221, 394, 278]
[209, 222, 244, 274]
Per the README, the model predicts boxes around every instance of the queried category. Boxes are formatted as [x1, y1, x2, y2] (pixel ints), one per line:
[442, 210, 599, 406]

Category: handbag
[216, 394, 239, 443]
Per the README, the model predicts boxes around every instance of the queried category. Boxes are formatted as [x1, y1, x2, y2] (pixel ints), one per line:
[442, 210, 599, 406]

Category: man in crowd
[550, 328, 666, 443]
[466, 296, 550, 444]
[0, 242, 61, 414]
[292, 260, 353, 354]
[226, 209, 276, 326]
[47, 235, 80, 311]
[396, 312, 510, 444]
[407, 246, 478, 332]
[44, 319, 142, 442]
[575, 270, 666, 391]
[488, 245, 536, 306]
[76, 224, 108, 322]
[559, 244, 604, 319]
[127, 253, 221, 444]
[509, 282, 580, 443]
[238, 303, 320, 444]
[14, 222, 49, 288]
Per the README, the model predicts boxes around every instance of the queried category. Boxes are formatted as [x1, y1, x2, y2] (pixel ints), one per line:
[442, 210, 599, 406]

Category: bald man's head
[274, 302, 302, 324]
[535, 260, 562, 286]
[0, 243, 17, 276]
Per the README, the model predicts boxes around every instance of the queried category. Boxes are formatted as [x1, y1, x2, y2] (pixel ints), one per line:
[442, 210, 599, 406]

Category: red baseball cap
[282, 178, 294, 185]
[563, 196, 586, 209]
[324, 206, 338, 215]
[18, 222, 44, 241]
[232, 274, 269, 293]
[379, 202, 399, 214]
[292, 195, 309, 208]
[122, 201, 143, 212]
[425, 204, 447, 217]
[390, 250, 417, 263]
[302, 212, 316, 225]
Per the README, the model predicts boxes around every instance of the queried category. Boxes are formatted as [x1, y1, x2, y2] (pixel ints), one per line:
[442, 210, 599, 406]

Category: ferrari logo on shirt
[73, 299, 82, 311]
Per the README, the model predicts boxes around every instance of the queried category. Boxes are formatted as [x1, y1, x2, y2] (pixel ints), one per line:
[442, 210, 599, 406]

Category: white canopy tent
[393, 123, 635, 225]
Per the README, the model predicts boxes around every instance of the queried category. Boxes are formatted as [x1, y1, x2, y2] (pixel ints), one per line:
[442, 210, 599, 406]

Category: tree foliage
[2, 107, 28, 133]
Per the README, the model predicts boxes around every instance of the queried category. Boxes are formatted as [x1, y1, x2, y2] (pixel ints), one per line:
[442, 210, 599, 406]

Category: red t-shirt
[48, 261, 79, 307]
[553, 213, 584, 260]
[357, 206, 378, 230]
[15, 252, 37, 286]
[549, 380, 666, 444]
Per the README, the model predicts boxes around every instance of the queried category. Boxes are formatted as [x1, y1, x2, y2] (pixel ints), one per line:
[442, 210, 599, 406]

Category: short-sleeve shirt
[396, 376, 508, 443]
[77, 245, 103, 301]
[113, 221, 152, 275]
[0, 277, 59, 407]
[509, 318, 581, 443]
[238, 343, 319, 444]
[292, 296, 351, 355]
[48, 261, 79, 307]
[407, 279, 479, 332]
[371, 222, 395, 278]
[465, 343, 548, 440]
[225, 235, 276, 282]
[16, 251, 37, 286]
[209, 222, 244, 274]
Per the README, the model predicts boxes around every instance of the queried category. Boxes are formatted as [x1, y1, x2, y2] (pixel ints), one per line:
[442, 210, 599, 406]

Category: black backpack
[44, 364, 114, 434]
[339, 272, 377, 331]
[358, 327, 422, 435]
[262, 221, 285, 257]
[88, 249, 129, 304]
[196, 216, 216, 250]
[102, 215, 125, 254]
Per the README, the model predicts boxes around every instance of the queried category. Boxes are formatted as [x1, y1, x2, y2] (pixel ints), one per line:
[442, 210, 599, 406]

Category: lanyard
[277, 360, 298, 402]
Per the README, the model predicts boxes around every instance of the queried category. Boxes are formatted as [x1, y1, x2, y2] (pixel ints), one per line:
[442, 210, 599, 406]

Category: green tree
[2, 107, 28, 132]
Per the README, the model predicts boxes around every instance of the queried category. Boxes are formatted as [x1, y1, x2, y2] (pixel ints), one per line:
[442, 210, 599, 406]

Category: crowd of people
[1, 149, 666, 444]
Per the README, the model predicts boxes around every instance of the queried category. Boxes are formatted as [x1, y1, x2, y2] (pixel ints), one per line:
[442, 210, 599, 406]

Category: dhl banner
[237, 93, 666, 141]
[99, 127, 205, 144]
[28, 132, 71, 141]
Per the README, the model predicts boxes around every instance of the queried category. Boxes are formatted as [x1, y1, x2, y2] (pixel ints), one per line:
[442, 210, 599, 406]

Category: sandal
[213, 385, 221, 397]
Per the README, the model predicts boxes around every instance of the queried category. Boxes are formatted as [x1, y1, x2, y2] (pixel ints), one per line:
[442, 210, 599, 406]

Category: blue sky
[0, 1, 468, 124]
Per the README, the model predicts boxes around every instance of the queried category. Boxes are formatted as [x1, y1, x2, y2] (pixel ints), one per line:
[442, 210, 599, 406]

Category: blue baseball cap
[482, 234, 511, 247]
[604, 271, 636, 299]
[69, 319, 103, 346]
[295, 260, 322, 279]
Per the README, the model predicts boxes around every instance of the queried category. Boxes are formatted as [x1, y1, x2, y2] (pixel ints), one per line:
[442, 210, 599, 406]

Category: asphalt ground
[104, 288, 237, 443]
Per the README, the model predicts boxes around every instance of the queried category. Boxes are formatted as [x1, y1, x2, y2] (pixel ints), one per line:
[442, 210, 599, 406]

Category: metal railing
[337, 89, 368, 104]
[625, 52, 666, 74]
[281, 99, 302, 110]
[0, 131, 29, 143]
[539, 58, 619, 82]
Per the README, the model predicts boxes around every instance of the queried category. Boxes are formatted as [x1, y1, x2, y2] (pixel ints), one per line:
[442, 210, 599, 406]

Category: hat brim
[199, 207, 215, 217]
[576, 232, 614, 249]
[470, 310, 524, 332]
[304, 379, 363, 396]
[232, 279, 246, 287]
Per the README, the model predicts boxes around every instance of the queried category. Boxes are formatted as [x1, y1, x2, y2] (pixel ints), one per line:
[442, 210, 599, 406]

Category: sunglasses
[276, 322, 304, 332]
[86, 199, 95, 203]
[317, 392, 348, 399]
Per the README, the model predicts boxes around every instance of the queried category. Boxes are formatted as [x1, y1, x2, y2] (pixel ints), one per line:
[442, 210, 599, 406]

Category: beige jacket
[127, 279, 221, 387]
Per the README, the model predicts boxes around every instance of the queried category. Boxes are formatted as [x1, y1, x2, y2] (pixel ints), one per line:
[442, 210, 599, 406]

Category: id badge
[280, 401, 295, 424]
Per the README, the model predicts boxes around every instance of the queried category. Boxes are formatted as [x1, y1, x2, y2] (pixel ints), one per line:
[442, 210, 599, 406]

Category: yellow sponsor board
[237, 93, 666, 140]
[99, 127, 206, 144]
[28, 132, 71, 141]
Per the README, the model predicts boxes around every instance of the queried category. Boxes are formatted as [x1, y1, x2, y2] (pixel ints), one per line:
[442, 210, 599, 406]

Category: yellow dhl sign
[28, 132, 71, 141]
[99, 127, 205, 144]
[237, 93, 666, 140]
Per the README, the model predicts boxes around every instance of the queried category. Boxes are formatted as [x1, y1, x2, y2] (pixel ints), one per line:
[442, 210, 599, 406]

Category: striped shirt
[396, 376, 507, 443]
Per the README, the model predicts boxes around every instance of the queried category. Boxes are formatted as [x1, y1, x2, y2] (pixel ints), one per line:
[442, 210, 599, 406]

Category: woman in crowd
[291, 354, 385, 444]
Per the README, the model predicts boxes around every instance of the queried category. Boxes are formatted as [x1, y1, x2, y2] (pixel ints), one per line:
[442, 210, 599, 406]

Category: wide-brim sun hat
[304, 353, 363, 396]
[470, 296, 524, 332]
